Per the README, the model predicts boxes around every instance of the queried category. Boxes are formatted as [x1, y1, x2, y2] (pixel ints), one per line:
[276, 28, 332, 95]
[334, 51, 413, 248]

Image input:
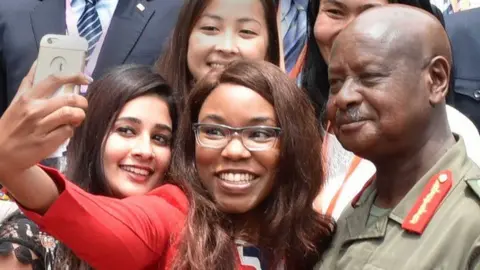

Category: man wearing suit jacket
[445, 7, 480, 130]
[0, 0, 182, 115]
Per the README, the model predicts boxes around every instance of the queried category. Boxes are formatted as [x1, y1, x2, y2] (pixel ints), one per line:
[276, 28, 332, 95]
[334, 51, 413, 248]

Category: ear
[425, 56, 450, 105]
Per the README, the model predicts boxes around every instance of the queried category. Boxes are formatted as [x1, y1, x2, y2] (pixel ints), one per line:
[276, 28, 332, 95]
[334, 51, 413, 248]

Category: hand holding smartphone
[34, 34, 88, 159]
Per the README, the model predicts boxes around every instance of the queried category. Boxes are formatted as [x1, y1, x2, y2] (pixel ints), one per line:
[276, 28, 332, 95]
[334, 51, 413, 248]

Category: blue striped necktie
[281, 0, 308, 73]
[77, 0, 102, 60]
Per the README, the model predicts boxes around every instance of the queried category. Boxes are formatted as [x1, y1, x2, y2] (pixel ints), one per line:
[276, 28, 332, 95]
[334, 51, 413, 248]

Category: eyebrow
[325, 0, 347, 8]
[200, 114, 276, 126]
[358, 3, 382, 12]
[329, 61, 390, 77]
[202, 13, 261, 25]
[116, 117, 173, 132]
[324, 0, 382, 11]
[248, 116, 275, 125]
[202, 13, 223, 21]
[352, 56, 391, 71]
[237, 17, 261, 25]
[328, 63, 344, 76]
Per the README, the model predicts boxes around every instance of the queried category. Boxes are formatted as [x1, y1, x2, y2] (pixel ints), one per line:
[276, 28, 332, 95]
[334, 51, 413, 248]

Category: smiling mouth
[119, 165, 154, 177]
[217, 172, 257, 184]
[337, 120, 367, 132]
[208, 63, 227, 69]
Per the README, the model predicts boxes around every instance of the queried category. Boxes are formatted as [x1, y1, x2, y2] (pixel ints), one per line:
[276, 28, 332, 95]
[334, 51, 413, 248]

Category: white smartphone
[34, 34, 88, 159]
[34, 34, 88, 95]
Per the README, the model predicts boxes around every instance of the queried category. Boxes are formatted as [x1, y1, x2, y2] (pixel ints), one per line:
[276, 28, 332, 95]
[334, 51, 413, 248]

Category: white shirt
[446, 105, 480, 163]
[65, 0, 119, 77]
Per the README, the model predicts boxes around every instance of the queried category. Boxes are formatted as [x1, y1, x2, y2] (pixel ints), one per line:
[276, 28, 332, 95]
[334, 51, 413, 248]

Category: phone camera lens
[47, 38, 53, 44]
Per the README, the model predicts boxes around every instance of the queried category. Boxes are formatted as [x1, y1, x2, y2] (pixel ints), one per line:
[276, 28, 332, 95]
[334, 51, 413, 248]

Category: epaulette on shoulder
[466, 178, 480, 199]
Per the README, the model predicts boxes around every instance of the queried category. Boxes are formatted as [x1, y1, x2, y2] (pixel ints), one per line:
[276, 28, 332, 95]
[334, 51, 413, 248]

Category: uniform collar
[389, 135, 469, 229]
[350, 134, 470, 234]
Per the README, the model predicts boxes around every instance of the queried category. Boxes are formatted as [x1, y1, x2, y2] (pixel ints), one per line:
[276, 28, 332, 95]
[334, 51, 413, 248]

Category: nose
[333, 78, 363, 111]
[221, 137, 251, 160]
[214, 31, 239, 54]
[131, 134, 154, 160]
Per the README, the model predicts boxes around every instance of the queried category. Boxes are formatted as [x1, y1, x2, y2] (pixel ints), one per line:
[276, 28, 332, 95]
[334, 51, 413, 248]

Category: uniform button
[474, 90, 480, 100]
[439, 173, 448, 183]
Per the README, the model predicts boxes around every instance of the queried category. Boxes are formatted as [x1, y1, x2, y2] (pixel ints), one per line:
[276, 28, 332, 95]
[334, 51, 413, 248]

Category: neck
[230, 208, 265, 245]
[373, 124, 455, 208]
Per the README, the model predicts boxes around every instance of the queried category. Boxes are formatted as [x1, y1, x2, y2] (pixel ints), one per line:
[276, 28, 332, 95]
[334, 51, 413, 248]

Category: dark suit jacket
[0, 0, 182, 115]
[446, 8, 480, 130]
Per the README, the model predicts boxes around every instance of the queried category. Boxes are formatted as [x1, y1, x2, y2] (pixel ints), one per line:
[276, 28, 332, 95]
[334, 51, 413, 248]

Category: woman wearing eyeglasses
[0, 60, 334, 270]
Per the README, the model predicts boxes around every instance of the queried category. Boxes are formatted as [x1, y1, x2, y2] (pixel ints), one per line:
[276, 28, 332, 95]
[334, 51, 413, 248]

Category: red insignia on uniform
[402, 170, 452, 234]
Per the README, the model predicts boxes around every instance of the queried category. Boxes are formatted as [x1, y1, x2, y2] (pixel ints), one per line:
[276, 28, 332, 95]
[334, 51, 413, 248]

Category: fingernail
[84, 75, 93, 83]
[80, 85, 88, 95]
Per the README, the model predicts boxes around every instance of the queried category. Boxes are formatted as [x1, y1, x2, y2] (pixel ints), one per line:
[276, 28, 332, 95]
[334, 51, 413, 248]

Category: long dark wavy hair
[55, 65, 177, 269]
[156, 0, 281, 111]
[302, 0, 445, 121]
[169, 60, 335, 270]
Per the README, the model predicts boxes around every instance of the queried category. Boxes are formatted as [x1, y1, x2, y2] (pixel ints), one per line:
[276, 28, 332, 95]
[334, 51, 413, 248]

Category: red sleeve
[20, 165, 188, 269]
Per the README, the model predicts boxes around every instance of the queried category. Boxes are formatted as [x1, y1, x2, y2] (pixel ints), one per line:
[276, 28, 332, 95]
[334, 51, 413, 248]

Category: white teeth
[120, 166, 151, 176]
[219, 173, 255, 183]
[210, 63, 225, 69]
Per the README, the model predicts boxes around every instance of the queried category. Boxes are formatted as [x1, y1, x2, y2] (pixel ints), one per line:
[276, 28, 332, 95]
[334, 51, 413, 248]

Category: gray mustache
[336, 107, 364, 123]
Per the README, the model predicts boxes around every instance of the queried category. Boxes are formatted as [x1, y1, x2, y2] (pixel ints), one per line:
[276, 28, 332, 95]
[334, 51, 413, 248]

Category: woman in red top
[0, 60, 334, 269]
[52, 64, 178, 269]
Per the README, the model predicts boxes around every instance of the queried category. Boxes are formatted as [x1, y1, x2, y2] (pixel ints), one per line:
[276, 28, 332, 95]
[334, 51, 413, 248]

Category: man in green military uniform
[315, 5, 480, 269]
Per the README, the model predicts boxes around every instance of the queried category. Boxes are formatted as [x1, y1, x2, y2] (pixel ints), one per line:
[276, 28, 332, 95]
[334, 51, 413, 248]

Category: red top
[20, 166, 267, 270]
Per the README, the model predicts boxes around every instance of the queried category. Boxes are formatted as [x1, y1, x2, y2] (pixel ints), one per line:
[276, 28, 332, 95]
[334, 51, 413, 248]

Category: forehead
[118, 95, 172, 126]
[198, 83, 276, 125]
[202, 0, 265, 20]
[329, 30, 395, 71]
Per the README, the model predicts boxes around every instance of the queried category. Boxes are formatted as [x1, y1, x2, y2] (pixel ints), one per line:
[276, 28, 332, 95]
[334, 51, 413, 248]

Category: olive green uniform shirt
[315, 136, 480, 270]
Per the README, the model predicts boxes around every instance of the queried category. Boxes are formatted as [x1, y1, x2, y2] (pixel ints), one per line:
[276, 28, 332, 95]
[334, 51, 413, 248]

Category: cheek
[103, 134, 130, 169]
[194, 145, 217, 182]
[362, 92, 405, 135]
[187, 33, 207, 79]
[153, 147, 172, 176]
[259, 151, 279, 173]
[378, 99, 411, 127]
[314, 16, 343, 61]
[238, 36, 269, 60]
[325, 97, 337, 123]
[254, 149, 280, 198]
[256, 148, 280, 181]
[102, 135, 130, 193]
